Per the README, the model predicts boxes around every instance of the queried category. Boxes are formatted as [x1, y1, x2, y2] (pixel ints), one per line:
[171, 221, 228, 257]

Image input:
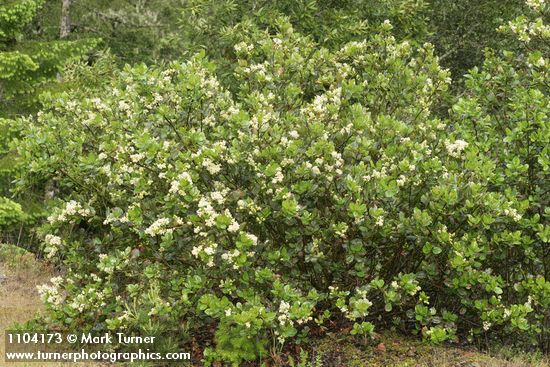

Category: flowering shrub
[451, 0, 549, 350]
[178, 0, 429, 60]
[14, 14, 549, 364]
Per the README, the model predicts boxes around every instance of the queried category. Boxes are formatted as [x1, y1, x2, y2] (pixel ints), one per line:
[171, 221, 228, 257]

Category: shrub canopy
[13, 2, 550, 364]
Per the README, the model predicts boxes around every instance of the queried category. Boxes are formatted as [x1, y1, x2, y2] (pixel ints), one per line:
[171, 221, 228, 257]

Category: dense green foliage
[1, 0, 548, 365]
[18, 23, 457, 362]
[33, 0, 429, 65]
[177, 0, 429, 56]
[13, 2, 550, 364]
[0, 0, 97, 113]
[33, 0, 518, 77]
[452, 3, 550, 349]
[0, 0, 97, 247]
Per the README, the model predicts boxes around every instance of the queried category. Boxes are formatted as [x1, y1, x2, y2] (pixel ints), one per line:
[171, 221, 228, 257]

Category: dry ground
[1, 243, 548, 367]
[0, 244, 106, 367]
[304, 332, 550, 367]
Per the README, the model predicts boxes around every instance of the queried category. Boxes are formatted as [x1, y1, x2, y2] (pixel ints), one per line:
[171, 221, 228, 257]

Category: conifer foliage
[0, 0, 96, 113]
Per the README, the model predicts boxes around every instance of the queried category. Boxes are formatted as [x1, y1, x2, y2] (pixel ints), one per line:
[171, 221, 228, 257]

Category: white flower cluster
[502, 15, 550, 43]
[227, 217, 240, 233]
[210, 189, 228, 205]
[242, 62, 272, 82]
[277, 300, 291, 326]
[117, 100, 134, 117]
[271, 168, 284, 184]
[46, 235, 61, 246]
[37, 276, 64, 306]
[503, 207, 522, 222]
[89, 97, 110, 112]
[103, 211, 129, 225]
[192, 242, 218, 267]
[168, 172, 193, 195]
[301, 87, 342, 121]
[69, 286, 106, 312]
[234, 41, 254, 54]
[364, 166, 388, 181]
[526, 0, 545, 11]
[203, 158, 221, 174]
[145, 217, 172, 236]
[47, 200, 93, 224]
[44, 234, 62, 259]
[445, 139, 468, 157]
[396, 175, 407, 186]
[221, 249, 241, 268]
[130, 153, 145, 163]
[197, 197, 217, 228]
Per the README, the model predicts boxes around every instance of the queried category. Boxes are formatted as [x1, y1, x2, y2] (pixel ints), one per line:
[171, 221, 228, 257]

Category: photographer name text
[81, 333, 155, 344]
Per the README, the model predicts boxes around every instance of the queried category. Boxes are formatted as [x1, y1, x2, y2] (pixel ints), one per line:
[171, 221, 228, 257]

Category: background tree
[0, 0, 97, 245]
[0, 0, 97, 114]
[32, 0, 529, 81]
[35, 0, 184, 65]
[34, 0, 429, 66]
[428, 0, 525, 79]
[59, 0, 70, 38]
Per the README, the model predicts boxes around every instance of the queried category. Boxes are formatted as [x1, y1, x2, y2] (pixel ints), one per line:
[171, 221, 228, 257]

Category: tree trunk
[60, 0, 71, 39]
